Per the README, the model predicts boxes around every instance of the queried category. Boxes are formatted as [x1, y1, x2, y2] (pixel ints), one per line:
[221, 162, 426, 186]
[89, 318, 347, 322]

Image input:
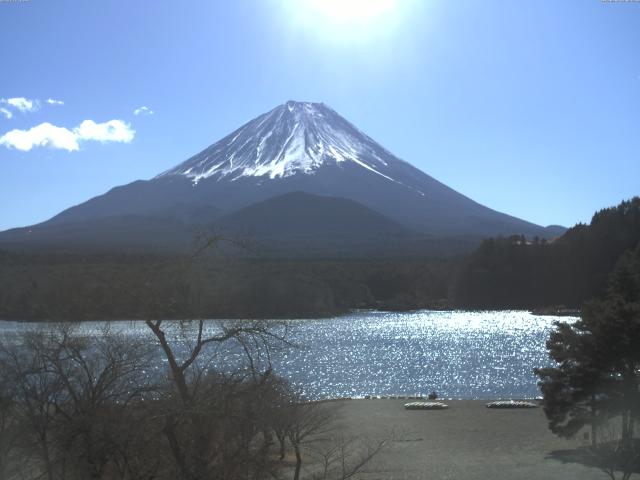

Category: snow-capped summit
[158, 101, 402, 185]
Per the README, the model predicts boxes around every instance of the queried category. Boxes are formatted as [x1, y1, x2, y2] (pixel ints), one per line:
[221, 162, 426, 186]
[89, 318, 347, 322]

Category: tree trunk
[145, 321, 191, 404]
[42, 446, 55, 480]
[590, 397, 597, 447]
[622, 411, 630, 445]
[163, 416, 194, 480]
[293, 444, 302, 480]
[40, 431, 55, 480]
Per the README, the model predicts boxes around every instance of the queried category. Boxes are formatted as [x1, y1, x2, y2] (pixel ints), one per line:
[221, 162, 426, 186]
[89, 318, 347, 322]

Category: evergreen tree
[535, 243, 640, 446]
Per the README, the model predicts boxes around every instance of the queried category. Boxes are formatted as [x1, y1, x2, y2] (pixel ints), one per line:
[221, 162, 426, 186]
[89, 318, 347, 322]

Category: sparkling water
[0, 310, 572, 400]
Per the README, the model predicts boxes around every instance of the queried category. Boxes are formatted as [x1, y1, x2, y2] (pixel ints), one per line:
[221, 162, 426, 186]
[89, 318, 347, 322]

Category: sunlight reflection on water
[282, 310, 568, 399]
[0, 310, 574, 399]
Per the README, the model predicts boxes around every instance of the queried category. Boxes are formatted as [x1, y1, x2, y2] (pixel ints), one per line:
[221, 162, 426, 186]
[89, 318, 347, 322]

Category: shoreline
[0, 307, 580, 324]
[315, 395, 543, 402]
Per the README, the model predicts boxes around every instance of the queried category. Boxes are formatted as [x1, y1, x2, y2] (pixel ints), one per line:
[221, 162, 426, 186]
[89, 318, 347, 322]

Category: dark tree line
[454, 197, 640, 309]
[0, 251, 456, 321]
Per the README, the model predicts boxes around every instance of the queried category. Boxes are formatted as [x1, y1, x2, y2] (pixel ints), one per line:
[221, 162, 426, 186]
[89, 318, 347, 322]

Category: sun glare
[306, 0, 397, 24]
[284, 0, 410, 44]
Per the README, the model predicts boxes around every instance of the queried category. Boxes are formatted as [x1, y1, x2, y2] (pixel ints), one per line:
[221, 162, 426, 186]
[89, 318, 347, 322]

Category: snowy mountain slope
[158, 101, 412, 187]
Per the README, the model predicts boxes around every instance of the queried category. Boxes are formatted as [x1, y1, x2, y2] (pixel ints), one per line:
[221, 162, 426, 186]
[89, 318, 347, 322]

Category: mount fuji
[0, 101, 563, 254]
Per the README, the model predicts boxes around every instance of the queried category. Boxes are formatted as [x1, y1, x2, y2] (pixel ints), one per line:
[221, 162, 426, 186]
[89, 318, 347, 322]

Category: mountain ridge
[0, 101, 565, 254]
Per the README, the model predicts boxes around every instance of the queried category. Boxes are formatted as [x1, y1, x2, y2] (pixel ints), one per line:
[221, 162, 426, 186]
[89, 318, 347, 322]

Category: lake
[0, 310, 573, 400]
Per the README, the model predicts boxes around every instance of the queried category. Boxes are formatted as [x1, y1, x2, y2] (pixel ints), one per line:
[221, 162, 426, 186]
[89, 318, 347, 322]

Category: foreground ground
[327, 399, 606, 480]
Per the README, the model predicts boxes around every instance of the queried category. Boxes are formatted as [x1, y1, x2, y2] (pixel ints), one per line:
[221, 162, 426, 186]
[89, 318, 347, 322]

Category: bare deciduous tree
[0, 326, 157, 480]
[309, 434, 387, 480]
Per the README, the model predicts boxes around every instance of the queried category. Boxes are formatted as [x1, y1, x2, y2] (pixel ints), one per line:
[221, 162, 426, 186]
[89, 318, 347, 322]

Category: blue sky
[0, 0, 638, 231]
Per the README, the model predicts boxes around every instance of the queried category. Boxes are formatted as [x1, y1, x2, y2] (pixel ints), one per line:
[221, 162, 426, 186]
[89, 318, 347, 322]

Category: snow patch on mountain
[157, 101, 406, 186]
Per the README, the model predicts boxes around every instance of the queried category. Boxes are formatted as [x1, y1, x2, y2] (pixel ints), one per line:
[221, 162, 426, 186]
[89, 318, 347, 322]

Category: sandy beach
[324, 399, 605, 480]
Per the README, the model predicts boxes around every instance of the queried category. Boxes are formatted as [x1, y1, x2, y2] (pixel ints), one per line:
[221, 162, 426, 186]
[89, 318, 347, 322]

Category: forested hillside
[2, 198, 638, 320]
[453, 197, 640, 309]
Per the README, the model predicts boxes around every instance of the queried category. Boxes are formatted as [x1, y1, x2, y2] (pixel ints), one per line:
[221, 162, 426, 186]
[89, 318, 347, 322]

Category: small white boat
[486, 400, 538, 409]
[404, 401, 449, 410]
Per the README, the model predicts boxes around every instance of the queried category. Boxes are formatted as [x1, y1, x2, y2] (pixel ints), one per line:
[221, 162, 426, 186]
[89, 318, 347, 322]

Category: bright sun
[285, 0, 407, 44]
[305, 0, 397, 24]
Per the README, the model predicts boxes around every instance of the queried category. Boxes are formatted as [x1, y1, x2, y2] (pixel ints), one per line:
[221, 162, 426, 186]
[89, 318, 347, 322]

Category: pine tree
[535, 243, 640, 446]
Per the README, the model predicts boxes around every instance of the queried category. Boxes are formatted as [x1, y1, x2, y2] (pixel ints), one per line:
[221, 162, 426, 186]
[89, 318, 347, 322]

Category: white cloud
[0, 123, 79, 152]
[74, 119, 135, 143]
[0, 119, 135, 152]
[0, 97, 64, 117]
[133, 106, 154, 116]
[1, 97, 39, 113]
